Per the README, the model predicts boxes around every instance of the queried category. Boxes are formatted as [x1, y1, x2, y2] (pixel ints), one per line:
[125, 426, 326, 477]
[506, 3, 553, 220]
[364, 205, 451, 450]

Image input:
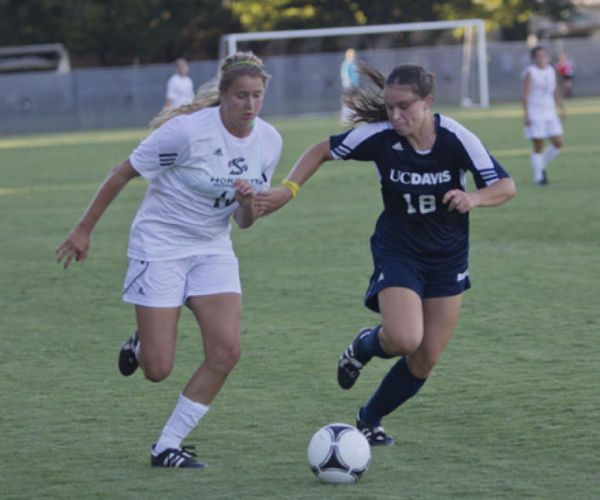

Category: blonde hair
[343, 64, 435, 125]
[150, 51, 270, 129]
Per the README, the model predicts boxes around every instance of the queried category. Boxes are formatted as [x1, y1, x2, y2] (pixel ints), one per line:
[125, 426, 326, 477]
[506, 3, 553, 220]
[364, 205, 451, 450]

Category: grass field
[1, 98, 599, 499]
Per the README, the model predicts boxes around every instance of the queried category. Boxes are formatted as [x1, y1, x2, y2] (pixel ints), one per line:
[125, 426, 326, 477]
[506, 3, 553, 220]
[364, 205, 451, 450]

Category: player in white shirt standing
[164, 58, 195, 108]
[522, 46, 566, 185]
[56, 52, 282, 468]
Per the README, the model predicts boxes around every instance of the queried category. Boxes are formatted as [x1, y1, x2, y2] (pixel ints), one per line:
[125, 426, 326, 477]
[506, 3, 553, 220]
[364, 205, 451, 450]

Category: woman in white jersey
[56, 52, 282, 468]
[522, 46, 566, 185]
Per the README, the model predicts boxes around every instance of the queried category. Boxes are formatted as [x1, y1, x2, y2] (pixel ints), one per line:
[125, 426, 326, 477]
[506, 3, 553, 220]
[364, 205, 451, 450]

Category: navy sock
[355, 325, 393, 363]
[360, 357, 426, 426]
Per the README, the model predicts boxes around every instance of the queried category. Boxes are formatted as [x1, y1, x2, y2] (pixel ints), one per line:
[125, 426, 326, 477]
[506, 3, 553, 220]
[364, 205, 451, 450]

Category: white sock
[542, 144, 560, 168]
[134, 340, 140, 359]
[153, 394, 209, 454]
[531, 153, 544, 183]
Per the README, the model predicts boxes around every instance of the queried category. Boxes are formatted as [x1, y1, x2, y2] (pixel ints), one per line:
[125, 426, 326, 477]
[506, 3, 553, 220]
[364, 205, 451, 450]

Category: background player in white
[257, 64, 515, 445]
[56, 52, 282, 468]
[164, 57, 195, 109]
[522, 46, 566, 185]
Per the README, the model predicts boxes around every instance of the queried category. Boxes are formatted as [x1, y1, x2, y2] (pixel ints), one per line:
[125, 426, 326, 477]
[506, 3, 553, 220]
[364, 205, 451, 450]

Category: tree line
[0, 0, 573, 67]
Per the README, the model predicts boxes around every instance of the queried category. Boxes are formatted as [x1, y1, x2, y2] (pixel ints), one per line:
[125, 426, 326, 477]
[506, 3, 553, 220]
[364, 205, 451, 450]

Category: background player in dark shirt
[257, 64, 516, 445]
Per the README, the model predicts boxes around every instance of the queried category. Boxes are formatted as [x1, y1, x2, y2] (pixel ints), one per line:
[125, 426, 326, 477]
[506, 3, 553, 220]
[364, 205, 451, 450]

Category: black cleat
[535, 170, 548, 185]
[118, 331, 139, 376]
[151, 445, 207, 468]
[357, 409, 395, 446]
[337, 327, 371, 390]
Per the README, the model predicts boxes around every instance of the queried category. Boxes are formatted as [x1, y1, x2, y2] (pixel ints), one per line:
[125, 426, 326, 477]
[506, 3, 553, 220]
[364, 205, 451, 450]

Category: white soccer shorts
[524, 115, 563, 140]
[122, 254, 241, 308]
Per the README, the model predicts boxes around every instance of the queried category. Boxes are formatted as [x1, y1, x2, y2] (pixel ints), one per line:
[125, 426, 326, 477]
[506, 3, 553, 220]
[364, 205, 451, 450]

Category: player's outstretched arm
[256, 140, 333, 216]
[55, 159, 140, 269]
[443, 177, 516, 214]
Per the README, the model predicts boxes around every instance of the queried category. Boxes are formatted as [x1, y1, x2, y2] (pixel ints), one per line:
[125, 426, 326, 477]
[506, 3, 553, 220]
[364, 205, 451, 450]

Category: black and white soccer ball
[307, 423, 371, 484]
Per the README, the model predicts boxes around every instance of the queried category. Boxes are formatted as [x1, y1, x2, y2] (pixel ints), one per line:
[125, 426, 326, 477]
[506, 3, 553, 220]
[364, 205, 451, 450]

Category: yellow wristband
[282, 179, 300, 198]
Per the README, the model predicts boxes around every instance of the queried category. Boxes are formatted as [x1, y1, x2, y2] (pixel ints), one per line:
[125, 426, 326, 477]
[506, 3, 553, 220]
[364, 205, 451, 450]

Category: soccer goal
[220, 19, 489, 110]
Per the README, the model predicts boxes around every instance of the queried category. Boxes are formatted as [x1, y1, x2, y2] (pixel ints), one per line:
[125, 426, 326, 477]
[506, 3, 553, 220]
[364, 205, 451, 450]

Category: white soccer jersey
[128, 106, 282, 261]
[165, 74, 195, 108]
[523, 64, 558, 119]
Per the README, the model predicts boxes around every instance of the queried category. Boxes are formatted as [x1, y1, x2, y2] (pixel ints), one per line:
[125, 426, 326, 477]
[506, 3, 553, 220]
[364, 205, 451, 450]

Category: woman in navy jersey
[257, 64, 515, 445]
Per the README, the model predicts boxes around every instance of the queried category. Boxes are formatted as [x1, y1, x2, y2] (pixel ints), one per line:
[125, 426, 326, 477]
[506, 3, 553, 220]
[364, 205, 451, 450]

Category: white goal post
[220, 19, 489, 108]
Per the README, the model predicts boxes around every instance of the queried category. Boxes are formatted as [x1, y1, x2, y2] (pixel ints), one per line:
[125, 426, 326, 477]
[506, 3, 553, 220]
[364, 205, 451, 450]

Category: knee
[380, 324, 422, 356]
[206, 341, 241, 375]
[141, 358, 174, 383]
[408, 351, 441, 379]
[409, 358, 436, 379]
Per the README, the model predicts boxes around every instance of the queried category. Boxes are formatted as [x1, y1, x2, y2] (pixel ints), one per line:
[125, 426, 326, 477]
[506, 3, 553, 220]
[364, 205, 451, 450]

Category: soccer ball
[307, 423, 371, 484]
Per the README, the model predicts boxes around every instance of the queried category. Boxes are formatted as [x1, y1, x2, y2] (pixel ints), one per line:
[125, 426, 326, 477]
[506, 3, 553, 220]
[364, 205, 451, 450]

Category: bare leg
[135, 305, 181, 381]
[359, 292, 463, 430]
[377, 286, 424, 356]
[549, 135, 563, 149]
[183, 293, 242, 405]
[532, 138, 545, 154]
[151, 293, 242, 459]
[407, 294, 463, 378]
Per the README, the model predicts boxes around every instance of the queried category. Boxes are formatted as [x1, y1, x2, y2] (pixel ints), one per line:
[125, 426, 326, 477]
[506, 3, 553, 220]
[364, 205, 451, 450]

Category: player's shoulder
[438, 114, 472, 137]
[344, 121, 394, 142]
[355, 120, 393, 133]
[171, 107, 216, 132]
[330, 121, 393, 159]
[151, 108, 215, 148]
[254, 116, 283, 145]
[520, 64, 536, 80]
[437, 114, 483, 150]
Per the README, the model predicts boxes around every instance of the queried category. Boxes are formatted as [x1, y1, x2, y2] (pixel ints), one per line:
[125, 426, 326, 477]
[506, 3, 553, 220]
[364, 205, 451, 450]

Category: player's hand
[55, 224, 91, 269]
[255, 186, 293, 217]
[443, 190, 480, 214]
[233, 179, 255, 209]
[560, 109, 567, 121]
[524, 116, 532, 126]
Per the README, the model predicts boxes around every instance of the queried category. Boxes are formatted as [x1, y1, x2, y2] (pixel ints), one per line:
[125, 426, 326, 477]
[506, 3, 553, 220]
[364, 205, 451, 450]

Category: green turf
[1, 98, 599, 499]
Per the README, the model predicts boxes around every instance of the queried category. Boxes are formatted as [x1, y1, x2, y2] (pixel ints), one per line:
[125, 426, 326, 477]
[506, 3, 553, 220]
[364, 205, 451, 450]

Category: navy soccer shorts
[364, 253, 471, 312]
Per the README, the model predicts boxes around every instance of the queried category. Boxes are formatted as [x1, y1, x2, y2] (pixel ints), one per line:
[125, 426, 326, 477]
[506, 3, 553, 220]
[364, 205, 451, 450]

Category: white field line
[0, 129, 147, 150]
[0, 179, 147, 196]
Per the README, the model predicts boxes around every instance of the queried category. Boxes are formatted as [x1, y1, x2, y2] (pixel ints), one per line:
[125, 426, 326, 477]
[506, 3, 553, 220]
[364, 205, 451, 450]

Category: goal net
[219, 20, 489, 117]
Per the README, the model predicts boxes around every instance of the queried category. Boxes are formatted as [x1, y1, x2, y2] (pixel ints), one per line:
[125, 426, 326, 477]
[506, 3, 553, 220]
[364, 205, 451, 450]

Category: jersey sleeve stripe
[332, 144, 351, 157]
[158, 152, 178, 166]
[479, 168, 499, 180]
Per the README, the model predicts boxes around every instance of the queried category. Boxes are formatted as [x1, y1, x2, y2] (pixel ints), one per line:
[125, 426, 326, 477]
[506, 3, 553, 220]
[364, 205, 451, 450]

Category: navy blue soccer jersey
[329, 114, 510, 273]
